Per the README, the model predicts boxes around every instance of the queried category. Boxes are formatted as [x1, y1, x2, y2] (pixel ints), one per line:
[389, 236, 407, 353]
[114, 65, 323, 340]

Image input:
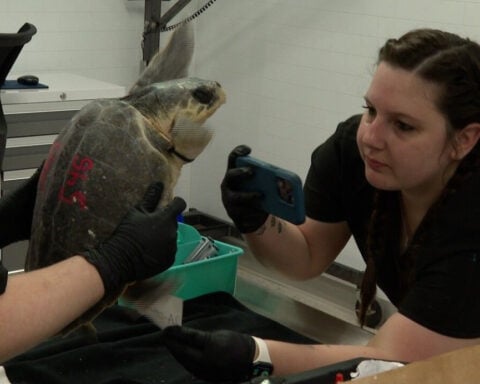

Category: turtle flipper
[129, 22, 194, 94]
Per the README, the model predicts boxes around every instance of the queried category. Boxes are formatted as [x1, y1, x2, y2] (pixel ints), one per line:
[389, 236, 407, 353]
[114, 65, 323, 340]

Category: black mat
[3, 292, 315, 384]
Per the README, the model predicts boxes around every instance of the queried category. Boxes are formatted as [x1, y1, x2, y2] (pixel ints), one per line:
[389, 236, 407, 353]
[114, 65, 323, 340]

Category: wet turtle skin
[24, 24, 226, 335]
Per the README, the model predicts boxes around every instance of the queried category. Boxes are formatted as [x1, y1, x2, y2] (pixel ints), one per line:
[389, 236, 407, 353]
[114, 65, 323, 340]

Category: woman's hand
[221, 145, 268, 233]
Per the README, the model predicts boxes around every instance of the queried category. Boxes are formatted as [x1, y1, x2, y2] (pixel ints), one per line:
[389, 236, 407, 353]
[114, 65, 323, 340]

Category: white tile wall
[2, 0, 480, 271]
[0, 0, 145, 87]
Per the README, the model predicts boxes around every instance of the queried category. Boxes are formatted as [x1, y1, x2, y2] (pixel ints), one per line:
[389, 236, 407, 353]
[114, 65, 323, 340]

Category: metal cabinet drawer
[4, 135, 56, 171]
[1, 174, 35, 272]
[2, 110, 74, 171]
[2, 241, 28, 272]
[1, 110, 78, 272]
[5, 110, 76, 138]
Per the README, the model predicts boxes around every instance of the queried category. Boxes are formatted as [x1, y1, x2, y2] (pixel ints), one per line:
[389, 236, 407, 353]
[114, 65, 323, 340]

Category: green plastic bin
[121, 223, 243, 302]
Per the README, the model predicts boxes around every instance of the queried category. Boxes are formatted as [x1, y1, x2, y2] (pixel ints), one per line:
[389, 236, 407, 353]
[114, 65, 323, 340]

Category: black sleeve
[399, 251, 480, 338]
[304, 114, 362, 222]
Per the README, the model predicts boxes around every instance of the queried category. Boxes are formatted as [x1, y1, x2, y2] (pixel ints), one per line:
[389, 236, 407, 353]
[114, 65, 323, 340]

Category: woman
[162, 28, 480, 382]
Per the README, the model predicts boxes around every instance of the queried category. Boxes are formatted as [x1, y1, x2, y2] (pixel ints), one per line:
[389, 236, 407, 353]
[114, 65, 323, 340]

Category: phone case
[236, 155, 305, 224]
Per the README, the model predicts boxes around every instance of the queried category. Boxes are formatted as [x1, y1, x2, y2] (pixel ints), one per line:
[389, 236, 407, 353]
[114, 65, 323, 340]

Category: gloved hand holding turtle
[221, 145, 269, 233]
[82, 182, 186, 298]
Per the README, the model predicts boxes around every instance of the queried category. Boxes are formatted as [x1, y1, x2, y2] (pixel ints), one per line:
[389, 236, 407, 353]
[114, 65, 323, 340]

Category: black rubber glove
[221, 145, 268, 233]
[82, 182, 186, 298]
[163, 325, 256, 383]
[0, 165, 42, 248]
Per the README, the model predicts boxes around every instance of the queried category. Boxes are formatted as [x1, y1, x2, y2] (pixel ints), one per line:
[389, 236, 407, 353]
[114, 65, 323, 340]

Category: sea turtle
[25, 23, 226, 335]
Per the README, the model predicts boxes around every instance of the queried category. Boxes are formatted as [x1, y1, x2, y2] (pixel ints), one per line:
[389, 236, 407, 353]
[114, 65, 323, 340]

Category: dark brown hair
[358, 29, 480, 326]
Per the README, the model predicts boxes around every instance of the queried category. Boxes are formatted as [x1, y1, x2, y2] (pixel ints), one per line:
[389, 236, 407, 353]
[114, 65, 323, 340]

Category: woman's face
[357, 62, 458, 198]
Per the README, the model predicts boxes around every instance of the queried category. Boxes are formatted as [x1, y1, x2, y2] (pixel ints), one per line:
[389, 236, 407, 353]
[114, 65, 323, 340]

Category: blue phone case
[235, 155, 305, 224]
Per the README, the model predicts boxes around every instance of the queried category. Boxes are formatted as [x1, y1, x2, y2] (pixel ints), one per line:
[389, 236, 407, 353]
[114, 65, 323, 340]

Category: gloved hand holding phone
[221, 145, 269, 233]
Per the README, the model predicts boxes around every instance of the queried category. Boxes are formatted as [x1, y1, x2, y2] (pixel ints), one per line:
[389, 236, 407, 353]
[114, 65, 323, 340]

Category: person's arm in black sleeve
[0, 165, 42, 248]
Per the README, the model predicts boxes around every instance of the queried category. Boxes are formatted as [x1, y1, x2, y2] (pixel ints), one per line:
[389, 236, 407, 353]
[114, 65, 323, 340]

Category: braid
[358, 192, 379, 325]
[359, 190, 400, 326]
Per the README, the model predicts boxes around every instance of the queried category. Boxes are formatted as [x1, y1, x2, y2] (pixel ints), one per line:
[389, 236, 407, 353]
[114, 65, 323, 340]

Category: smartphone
[235, 155, 305, 224]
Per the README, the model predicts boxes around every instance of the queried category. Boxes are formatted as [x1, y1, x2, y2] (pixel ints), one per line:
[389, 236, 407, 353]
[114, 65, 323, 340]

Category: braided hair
[358, 29, 480, 326]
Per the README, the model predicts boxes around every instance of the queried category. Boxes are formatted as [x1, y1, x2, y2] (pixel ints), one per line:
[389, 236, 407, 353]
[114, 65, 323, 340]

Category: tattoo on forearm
[269, 216, 276, 227]
[270, 216, 283, 234]
[255, 216, 284, 235]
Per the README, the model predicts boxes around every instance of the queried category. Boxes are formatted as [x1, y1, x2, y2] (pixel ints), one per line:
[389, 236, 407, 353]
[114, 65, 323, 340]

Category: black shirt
[304, 114, 480, 338]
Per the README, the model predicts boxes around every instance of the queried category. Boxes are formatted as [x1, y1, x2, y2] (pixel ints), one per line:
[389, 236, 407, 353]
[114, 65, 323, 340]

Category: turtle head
[125, 77, 226, 162]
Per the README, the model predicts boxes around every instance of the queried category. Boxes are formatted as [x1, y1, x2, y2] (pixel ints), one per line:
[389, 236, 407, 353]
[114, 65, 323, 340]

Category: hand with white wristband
[162, 326, 273, 382]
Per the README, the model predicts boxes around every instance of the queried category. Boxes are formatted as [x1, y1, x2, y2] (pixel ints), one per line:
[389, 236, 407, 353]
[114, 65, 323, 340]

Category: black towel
[3, 292, 315, 384]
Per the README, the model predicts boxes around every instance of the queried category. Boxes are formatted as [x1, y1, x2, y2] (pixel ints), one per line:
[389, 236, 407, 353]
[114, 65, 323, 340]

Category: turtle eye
[192, 86, 214, 104]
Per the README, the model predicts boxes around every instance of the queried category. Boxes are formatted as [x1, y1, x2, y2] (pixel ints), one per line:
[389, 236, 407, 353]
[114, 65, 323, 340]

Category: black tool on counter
[17, 74, 39, 86]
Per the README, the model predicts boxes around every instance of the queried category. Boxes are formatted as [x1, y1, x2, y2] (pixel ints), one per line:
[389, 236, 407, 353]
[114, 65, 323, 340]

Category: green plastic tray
[120, 223, 243, 302]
